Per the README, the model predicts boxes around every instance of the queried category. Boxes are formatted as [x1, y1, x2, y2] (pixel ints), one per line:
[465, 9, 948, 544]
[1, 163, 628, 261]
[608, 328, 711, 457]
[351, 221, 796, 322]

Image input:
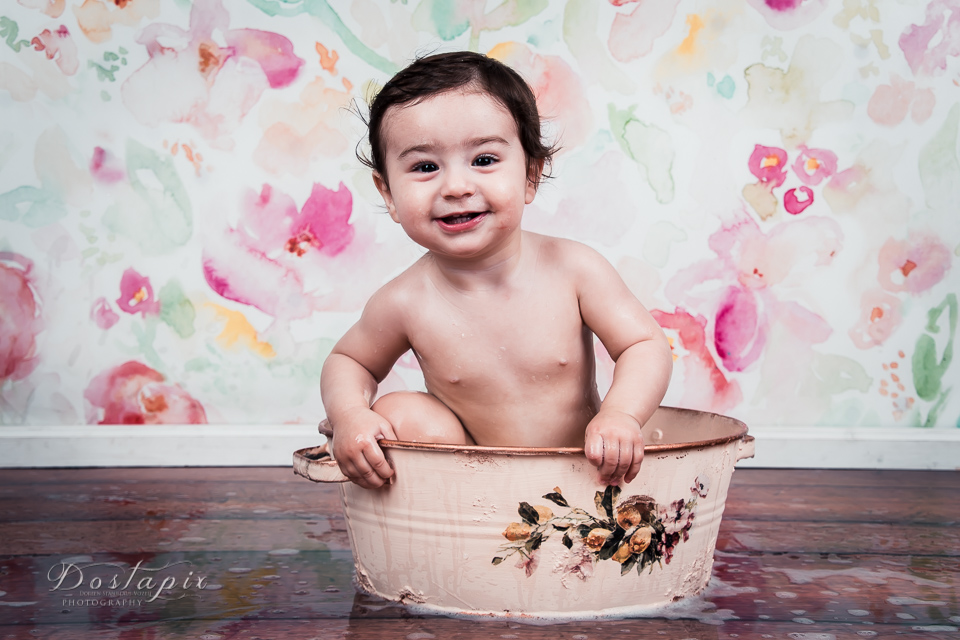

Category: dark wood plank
[717, 520, 959, 556]
[0, 518, 351, 556]
[722, 484, 959, 524]
[730, 467, 960, 489]
[0, 467, 301, 486]
[0, 481, 344, 524]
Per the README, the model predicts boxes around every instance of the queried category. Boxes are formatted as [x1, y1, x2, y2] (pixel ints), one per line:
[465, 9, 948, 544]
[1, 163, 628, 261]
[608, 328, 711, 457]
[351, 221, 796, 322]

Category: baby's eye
[412, 162, 439, 173]
[473, 154, 498, 167]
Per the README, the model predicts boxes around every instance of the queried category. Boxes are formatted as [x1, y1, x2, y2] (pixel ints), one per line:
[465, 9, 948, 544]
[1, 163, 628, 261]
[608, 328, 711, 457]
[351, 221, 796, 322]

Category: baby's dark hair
[360, 51, 556, 186]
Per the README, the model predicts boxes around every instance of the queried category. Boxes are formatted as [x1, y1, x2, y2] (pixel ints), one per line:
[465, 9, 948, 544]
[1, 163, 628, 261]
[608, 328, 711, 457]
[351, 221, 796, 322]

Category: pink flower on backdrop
[89, 147, 125, 184]
[121, 0, 304, 140]
[667, 212, 840, 373]
[791, 145, 837, 186]
[91, 297, 120, 330]
[84, 361, 207, 424]
[714, 286, 767, 372]
[652, 309, 743, 413]
[867, 74, 936, 126]
[30, 25, 78, 75]
[488, 42, 593, 151]
[202, 182, 357, 320]
[747, 144, 788, 187]
[0, 253, 43, 384]
[899, 0, 960, 77]
[783, 186, 814, 215]
[877, 233, 952, 294]
[117, 268, 160, 317]
[607, 0, 681, 62]
[849, 289, 903, 349]
[19, 0, 66, 18]
[746, 0, 829, 30]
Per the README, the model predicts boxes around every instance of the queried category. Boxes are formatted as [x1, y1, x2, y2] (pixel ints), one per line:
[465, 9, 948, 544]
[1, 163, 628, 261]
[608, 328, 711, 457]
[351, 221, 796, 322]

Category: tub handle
[293, 442, 349, 483]
[736, 434, 755, 462]
[318, 419, 333, 437]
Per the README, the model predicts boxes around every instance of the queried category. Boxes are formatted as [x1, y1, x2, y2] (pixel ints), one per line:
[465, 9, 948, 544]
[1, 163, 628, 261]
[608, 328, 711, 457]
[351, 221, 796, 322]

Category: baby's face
[373, 90, 537, 261]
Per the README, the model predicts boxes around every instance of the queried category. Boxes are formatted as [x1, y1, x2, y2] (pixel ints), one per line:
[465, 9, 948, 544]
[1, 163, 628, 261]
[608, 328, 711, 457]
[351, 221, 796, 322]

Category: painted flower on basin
[493, 480, 707, 579]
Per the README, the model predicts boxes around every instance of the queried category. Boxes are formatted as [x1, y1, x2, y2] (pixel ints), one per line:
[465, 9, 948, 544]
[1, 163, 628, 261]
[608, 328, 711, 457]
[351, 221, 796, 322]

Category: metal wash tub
[293, 406, 754, 619]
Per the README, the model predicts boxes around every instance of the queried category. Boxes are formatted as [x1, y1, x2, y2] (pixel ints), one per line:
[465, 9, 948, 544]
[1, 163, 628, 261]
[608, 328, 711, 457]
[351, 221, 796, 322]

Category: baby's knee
[372, 391, 471, 444]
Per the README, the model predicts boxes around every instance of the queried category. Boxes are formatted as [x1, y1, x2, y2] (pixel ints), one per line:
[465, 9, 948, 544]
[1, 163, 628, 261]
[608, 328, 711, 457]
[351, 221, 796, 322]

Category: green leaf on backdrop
[159, 280, 196, 339]
[102, 139, 193, 256]
[912, 293, 956, 403]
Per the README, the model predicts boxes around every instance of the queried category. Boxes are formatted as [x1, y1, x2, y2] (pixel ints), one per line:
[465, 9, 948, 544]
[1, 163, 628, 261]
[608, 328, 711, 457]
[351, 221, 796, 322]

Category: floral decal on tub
[492, 476, 708, 578]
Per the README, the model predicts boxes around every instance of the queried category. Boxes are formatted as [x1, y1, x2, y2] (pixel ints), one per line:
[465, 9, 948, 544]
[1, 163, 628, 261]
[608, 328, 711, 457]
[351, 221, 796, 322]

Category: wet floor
[0, 467, 957, 639]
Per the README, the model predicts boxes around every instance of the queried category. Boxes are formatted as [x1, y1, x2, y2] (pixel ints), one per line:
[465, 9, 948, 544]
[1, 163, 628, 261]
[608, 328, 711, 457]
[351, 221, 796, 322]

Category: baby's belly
[425, 371, 602, 448]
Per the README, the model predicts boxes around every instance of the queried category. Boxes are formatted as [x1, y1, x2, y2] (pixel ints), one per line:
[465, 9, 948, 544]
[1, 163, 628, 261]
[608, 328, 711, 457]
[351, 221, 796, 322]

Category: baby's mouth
[438, 212, 484, 226]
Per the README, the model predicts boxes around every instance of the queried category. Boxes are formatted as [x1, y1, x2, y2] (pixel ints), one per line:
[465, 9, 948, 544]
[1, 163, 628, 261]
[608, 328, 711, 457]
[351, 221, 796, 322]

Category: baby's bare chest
[405, 289, 592, 386]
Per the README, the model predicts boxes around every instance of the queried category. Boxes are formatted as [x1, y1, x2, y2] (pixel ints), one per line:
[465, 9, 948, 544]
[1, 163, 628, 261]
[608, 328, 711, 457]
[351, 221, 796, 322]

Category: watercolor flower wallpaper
[0, 0, 957, 431]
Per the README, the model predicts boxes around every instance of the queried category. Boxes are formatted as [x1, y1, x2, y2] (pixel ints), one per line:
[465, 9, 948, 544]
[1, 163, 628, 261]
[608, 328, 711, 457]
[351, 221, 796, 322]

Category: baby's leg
[371, 391, 474, 444]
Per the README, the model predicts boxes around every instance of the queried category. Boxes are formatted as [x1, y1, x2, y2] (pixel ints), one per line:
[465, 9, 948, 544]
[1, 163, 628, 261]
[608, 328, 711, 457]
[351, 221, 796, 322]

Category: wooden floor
[0, 467, 957, 640]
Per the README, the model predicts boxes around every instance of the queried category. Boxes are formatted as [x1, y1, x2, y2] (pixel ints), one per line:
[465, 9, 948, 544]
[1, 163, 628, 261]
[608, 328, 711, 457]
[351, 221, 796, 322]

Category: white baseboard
[737, 426, 960, 470]
[0, 425, 958, 470]
[0, 425, 325, 468]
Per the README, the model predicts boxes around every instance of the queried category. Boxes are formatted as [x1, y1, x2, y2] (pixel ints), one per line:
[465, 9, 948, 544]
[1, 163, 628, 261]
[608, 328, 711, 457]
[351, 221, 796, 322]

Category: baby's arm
[572, 244, 673, 485]
[320, 286, 412, 489]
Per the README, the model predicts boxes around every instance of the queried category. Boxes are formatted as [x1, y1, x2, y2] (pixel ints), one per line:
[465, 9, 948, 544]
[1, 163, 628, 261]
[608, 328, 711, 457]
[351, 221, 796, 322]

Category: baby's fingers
[624, 439, 644, 484]
[340, 436, 393, 489]
[358, 437, 394, 486]
[597, 440, 627, 486]
[584, 431, 605, 468]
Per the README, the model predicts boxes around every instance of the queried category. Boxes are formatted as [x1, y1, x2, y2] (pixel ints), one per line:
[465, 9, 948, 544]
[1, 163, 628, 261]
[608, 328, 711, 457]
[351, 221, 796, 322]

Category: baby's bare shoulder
[529, 233, 613, 275]
[363, 256, 434, 315]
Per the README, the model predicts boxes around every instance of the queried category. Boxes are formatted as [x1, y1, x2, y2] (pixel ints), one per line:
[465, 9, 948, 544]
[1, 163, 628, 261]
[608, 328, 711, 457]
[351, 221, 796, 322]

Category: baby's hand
[330, 407, 398, 489]
[584, 409, 644, 486]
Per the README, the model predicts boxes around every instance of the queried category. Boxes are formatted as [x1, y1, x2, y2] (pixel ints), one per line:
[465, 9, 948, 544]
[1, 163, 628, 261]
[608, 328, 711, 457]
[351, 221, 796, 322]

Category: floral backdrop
[1, 0, 957, 431]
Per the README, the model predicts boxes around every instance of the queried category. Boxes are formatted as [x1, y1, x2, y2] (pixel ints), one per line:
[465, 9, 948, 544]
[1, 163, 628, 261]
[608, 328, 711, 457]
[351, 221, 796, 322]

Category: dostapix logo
[47, 558, 211, 608]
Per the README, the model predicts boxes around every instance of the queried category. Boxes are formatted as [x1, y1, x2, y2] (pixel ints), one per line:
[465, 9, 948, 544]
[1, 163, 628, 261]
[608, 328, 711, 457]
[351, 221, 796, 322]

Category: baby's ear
[525, 159, 544, 204]
[372, 172, 400, 223]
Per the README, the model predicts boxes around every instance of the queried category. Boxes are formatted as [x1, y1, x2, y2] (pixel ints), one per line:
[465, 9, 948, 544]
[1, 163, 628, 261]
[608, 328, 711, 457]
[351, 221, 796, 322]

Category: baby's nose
[440, 166, 475, 198]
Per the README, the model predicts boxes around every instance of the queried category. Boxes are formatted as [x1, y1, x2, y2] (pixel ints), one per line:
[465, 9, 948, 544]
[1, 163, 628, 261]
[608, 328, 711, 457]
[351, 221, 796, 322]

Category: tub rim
[374, 406, 748, 456]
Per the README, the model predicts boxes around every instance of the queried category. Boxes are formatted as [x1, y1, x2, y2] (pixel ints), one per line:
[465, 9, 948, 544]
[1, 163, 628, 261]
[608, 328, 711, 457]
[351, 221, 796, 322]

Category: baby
[320, 52, 672, 489]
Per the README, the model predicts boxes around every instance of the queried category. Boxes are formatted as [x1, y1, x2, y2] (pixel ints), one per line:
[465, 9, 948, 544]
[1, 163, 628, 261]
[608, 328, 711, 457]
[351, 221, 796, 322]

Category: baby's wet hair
[360, 51, 556, 187]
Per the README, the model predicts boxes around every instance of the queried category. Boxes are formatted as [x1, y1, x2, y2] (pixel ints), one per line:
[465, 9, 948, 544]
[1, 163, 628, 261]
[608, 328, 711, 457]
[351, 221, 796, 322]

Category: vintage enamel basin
[293, 406, 754, 619]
